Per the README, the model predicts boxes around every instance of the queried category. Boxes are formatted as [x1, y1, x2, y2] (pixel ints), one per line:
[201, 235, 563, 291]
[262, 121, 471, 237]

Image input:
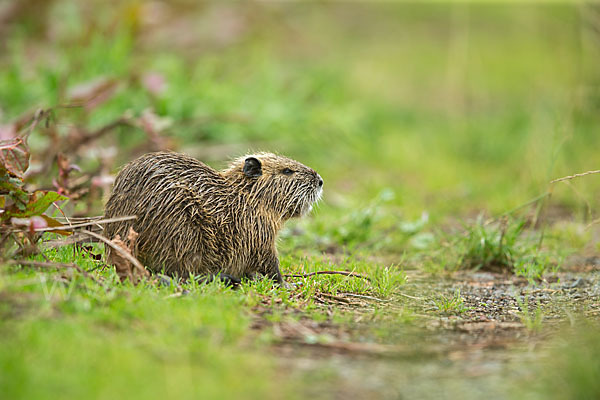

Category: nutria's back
[104, 151, 322, 282]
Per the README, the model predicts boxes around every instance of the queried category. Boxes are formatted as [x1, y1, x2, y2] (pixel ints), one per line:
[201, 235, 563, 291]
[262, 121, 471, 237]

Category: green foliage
[281, 255, 406, 299]
[331, 189, 395, 248]
[280, 190, 432, 256]
[2, 3, 600, 218]
[434, 217, 557, 278]
[458, 216, 527, 272]
[0, 134, 67, 254]
[421, 216, 562, 279]
[513, 252, 559, 283]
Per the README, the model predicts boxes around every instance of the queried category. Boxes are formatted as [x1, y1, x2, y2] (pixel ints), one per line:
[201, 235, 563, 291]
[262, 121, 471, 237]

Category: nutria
[104, 151, 323, 286]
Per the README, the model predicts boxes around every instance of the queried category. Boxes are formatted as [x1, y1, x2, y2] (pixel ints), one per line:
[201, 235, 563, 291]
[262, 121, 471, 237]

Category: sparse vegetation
[433, 289, 469, 315]
[458, 217, 528, 272]
[515, 295, 545, 333]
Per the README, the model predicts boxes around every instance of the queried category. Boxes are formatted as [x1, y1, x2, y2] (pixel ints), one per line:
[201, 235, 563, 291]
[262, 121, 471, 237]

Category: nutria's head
[223, 153, 323, 220]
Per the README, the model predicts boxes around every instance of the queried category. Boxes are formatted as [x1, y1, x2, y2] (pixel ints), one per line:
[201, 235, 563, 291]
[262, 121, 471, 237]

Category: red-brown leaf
[0, 137, 30, 178]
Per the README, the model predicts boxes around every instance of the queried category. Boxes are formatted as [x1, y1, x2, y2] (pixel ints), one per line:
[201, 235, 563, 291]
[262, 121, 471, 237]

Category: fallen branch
[285, 270, 371, 281]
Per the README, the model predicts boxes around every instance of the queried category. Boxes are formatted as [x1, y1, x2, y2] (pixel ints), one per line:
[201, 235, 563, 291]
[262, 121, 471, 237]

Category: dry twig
[343, 293, 388, 302]
[285, 270, 371, 281]
[550, 169, 600, 184]
[317, 292, 354, 304]
[4, 215, 136, 234]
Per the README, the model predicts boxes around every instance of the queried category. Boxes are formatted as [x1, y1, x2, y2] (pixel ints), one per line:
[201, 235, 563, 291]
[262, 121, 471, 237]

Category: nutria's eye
[282, 168, 294, 175]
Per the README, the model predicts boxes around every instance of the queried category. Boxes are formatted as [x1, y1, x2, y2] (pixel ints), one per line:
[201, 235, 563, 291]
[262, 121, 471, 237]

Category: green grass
[433, 289, 469, 315]
[458, 217, 528, 272]
[0, 245, 283, 399]
[416, 216, 565, 278]
[515, 295, 545, 333]
[0, 242, 410, 399]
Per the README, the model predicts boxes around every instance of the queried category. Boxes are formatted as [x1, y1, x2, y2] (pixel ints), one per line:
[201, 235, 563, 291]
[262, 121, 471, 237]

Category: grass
[0, 255, 271, 400]
[515, 295, 545, 333]
[2, 2, 600, 399]
[433, 289, 469, 315]
[0, 242, 411, 399]
[458, 217, 528, 272]
[416, 215, 565, 278]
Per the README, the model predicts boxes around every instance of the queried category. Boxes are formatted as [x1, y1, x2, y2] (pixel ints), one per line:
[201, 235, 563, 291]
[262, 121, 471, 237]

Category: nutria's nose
[317, 175, 323, 187]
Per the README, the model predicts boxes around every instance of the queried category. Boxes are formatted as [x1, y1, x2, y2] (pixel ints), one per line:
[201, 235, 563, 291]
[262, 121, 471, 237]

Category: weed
[513, 252, 559, 282]
[433, 290, 469, 315]
[371, 264, 407, 298]
[515, 294, 544, 333]
[458, 216, 527, 272]
[280, 190, 432, 255]
[432, 216, 560, 277]
[331, 189, 394, 248]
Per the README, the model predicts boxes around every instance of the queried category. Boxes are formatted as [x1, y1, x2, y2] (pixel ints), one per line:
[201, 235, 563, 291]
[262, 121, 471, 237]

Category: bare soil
[254, 256, 600, 399]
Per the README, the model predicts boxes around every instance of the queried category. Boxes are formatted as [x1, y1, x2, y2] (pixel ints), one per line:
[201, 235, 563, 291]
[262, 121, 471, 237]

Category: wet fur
[104, 151, 322, 283]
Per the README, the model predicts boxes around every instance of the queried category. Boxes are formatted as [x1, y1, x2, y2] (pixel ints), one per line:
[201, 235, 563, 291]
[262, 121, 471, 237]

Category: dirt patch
[254, 266, 600, 399]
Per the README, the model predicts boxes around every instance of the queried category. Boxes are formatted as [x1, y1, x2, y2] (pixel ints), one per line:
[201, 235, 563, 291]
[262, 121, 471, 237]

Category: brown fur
[103, 151, 323, 283]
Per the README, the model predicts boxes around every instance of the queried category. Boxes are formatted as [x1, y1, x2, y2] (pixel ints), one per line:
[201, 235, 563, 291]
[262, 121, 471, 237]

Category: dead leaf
[0, 137, 29, 178]
[40, 214, 72, 236]
[109, 227, 149, 284]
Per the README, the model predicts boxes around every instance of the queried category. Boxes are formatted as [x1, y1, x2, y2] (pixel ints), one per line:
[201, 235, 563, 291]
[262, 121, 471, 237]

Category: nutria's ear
[243, 157, 262, 178]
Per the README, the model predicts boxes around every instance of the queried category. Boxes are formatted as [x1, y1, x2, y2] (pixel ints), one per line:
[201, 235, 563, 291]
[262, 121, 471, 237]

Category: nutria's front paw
[219, 273, 241, 287]
[195, 273, 241, 288]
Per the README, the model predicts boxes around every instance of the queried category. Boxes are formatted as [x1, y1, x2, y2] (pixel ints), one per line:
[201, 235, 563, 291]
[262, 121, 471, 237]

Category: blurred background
[1, 0, 599, 230]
